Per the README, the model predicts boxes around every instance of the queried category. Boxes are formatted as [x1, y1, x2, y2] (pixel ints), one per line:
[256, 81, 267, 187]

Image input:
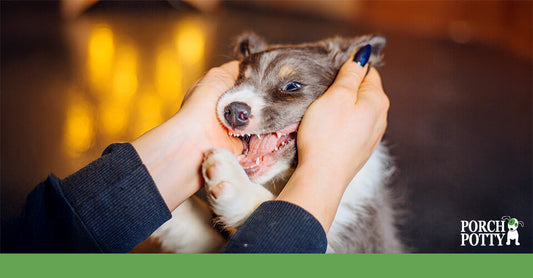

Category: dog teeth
[276, 132, 281, 139]
[274, 146, 278, 151]
[257, 134, 261, 139]
[256, 157, 260, 164]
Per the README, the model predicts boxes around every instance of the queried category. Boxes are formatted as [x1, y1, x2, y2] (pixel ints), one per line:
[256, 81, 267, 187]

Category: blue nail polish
[353, 44, 372, 67]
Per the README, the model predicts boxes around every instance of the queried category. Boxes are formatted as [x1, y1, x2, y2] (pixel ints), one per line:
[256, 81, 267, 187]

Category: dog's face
[508, 218, 519, 231]
[217, 33, 386, 188]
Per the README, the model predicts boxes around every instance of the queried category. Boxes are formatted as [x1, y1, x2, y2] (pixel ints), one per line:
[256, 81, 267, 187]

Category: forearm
[2, 143, 172, 253]
[131, 115, 206, 211]
[276, 161, 351, 234]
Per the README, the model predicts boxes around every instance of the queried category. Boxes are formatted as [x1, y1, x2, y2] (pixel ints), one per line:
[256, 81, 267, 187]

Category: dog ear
[234, 32, 268, 59]
[325, 34, 387, 69]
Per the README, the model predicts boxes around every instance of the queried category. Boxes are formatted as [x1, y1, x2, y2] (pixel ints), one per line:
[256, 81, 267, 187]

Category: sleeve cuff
[60, 143, 172, 252]
[222, 200, 327, 253]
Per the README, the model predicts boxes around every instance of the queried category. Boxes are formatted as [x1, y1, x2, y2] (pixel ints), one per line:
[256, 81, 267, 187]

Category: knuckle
[367, 67, 382, 83]
[382, 94, 391, 111]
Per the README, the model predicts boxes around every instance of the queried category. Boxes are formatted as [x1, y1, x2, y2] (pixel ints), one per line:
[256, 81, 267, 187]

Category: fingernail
[353, 44, 372, 67]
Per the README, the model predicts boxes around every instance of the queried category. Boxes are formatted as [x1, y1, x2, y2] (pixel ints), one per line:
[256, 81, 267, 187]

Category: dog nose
[224, 102, 251, 128]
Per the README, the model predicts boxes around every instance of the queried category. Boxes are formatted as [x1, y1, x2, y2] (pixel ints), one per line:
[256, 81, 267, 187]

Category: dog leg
[202, 148, 274, 229]
[151, 196, 226, 253]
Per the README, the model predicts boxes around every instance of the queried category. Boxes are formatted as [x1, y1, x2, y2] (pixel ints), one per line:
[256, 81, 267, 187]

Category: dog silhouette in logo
[502, 216, 524, 246]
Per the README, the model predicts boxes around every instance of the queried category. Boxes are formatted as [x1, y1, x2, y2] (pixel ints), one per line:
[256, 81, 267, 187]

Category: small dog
[502, 216, 523, 246]
[151, 33, 403, 253]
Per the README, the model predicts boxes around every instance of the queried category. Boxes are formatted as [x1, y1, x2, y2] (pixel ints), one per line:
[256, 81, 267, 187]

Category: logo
[460, 216, 524, 247]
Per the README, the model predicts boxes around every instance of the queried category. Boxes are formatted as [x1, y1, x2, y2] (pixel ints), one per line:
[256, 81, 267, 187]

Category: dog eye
[283, 82, 302, 92]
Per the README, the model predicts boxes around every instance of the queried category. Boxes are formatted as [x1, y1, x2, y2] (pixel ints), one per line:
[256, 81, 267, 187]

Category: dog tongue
[239, 134, 279, 167]
[236, 122, 299, 168]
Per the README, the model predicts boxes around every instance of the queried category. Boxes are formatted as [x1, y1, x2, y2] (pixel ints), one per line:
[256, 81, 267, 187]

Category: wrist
[296, 156, 352, 189]
[276, 160, 349, 233]
[131, 115, 207, 211]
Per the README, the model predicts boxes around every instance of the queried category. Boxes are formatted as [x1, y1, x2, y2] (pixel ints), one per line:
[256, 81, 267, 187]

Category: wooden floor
[1, 1, 531, 253]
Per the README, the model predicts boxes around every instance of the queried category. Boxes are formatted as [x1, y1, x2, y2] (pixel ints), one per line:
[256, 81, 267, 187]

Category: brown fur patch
[278, 64, 295, 79]
[244, 66, 252, 79]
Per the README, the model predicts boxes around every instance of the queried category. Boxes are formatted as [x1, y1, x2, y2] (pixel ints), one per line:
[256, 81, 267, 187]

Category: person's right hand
[277, 54, 390, 232]
[297, 61, 390, 187]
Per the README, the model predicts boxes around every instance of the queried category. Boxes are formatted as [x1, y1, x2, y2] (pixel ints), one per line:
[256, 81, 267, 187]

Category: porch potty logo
[460, 216, 524, 247]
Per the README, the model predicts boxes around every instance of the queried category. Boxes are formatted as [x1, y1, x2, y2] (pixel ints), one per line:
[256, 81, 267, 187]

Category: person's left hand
[132, 61, 243, 211]
[178, 61, 243, 155]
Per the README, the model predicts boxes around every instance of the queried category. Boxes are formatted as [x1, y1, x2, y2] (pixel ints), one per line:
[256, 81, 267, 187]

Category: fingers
[327, 58, 390, 144]
[201, 60, 239, 92]
[328, 59, 368, 101]
[183, 61, 239, 103]
[357, 67, 390, 114]
[210, 60, 240, 89]
[355, 67, 390, 140]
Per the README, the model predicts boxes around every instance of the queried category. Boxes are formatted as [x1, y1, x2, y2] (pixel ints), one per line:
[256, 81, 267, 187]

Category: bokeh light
[87, 24, 114, 91]
[175, 18, 205, 66]
[63, 18, 208, 156]
[63, 93, 94, 157]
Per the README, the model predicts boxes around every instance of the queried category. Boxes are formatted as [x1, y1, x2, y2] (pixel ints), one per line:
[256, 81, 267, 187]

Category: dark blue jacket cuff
[59, 143, 171, 252]
[222, 200, 327, 253]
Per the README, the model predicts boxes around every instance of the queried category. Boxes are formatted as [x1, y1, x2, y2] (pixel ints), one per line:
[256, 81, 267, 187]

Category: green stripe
[1, 254, 531, 277]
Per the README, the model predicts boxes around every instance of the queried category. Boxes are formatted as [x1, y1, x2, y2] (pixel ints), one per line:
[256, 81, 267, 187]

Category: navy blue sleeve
[222, 201, 328, 253]
[1, 143, 172, 253]
[2, 143, 327, 253]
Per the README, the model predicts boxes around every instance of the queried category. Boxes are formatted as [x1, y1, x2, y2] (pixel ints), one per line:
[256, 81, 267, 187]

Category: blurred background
[1, 0, 531, 253]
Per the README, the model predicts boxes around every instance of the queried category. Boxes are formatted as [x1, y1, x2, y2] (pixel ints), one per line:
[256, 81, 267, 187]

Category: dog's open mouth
[229, 122, 299, 177]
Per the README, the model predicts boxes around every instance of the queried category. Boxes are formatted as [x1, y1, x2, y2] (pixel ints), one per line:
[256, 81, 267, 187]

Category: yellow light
[87, 25, 114, 90]
[156, 47, 182, 111]
[112, 44, 138, 103]
[175, 19, 205, 65]
[100, 102, 128, 138]
[134, 92, 164, 137]
[63, 95, 94, 156]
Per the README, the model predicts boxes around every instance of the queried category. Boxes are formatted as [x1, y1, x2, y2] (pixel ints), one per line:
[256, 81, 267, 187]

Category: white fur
[217, 85, 266, 133]
[326, 144, 400, 253]
[152, 143, 400, 253]
[151, 196, 225, 253]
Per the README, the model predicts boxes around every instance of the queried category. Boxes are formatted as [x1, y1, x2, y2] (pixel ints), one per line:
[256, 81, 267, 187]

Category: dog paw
[202, 148, 249, 199]
[202, 148, 274, 228]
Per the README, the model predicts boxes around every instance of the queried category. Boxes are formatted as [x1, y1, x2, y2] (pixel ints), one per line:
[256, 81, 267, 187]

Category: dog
[151, 33, 403, 253]
[502, 216, 523, 246]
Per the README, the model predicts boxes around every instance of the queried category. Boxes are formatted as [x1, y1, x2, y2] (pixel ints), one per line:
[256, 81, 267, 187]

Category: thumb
[182, 60, 239, 104]
[326, 44, 372, 103]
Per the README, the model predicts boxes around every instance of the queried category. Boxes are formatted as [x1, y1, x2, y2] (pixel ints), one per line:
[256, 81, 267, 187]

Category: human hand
[132, 61, 243, 211]
[297, 61, 389, 187]
[178, 61, 244, 155]
[277, 50, 390, 232]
